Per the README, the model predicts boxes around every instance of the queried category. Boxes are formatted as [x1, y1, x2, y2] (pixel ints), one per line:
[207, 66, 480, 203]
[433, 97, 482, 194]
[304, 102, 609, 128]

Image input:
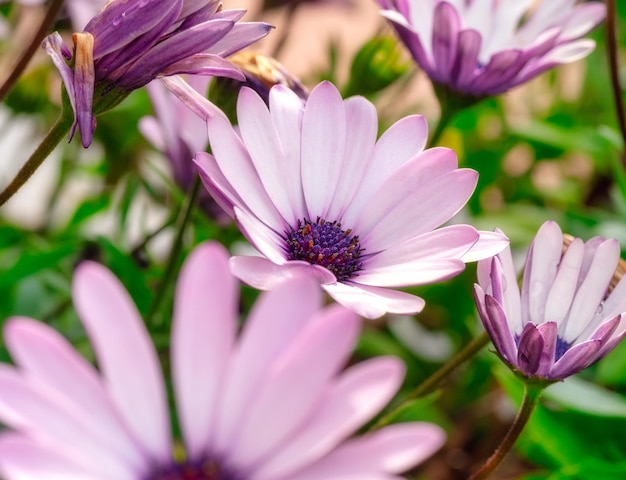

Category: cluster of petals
[194, 80, 508, 319]
[0, 241, 445, 480]
[378, 0, 606, 96]
[475, 221, 626, 381]
[43, 0, 271, 147]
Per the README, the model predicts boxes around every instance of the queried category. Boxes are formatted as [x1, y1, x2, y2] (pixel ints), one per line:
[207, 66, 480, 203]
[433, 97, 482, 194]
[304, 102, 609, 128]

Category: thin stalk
[0, 112, 73, 206]
[0, 0, 65, 102]
[468, 383, 544, 480]
[148, 177, 201, 326]
[428, 106, 455, 147]
[271, 2, 299, 59]
[606, 0, 626, 169]
[370, 332, 490, 430]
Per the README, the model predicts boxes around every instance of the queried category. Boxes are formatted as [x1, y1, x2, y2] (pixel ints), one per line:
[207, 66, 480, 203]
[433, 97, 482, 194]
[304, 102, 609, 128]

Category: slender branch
[148, 177, 201, 326]
[468, 383, 544, 480]
[271, 2, 299, 60]
[0, 0, 66, 102]
[0, 112, 73, 206]
[370, 332, 490, 430]
[606, 0, 626, 168]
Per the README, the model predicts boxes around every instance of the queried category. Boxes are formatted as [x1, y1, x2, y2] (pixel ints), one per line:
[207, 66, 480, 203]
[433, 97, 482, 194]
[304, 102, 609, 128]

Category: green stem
[428, 106, 455, 147]
[370, 332, 490, 430]
[148, 176, 201, 326]
[0, 111, 73, 206]
[271, 2, 299, 60]
[468, 383, 544, 480]
[0, 0, 65, 102]
[606, 0, 626, 170]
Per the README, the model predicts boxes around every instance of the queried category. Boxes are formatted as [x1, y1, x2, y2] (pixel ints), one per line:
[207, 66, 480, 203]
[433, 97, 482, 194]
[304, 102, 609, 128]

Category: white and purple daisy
[475, 221, 626, 381]
[194, 80, 508, 319]
[378, 0, 606, 97]
[0, 242, 445, 479]
[43, 0, 272, 147]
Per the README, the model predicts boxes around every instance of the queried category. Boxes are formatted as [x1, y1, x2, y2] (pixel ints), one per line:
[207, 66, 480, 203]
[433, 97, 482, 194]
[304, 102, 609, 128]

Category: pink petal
[230, 304, 360, 469]
[342, 115, 428, 227]
[301, 81, 347, 218]
[450, 28, 481, 89]
[356, 258, 466, 288]
[252, 357, 406, 479]
[562, 239, 619, 342]
[290, 423, 445, 479]
[234, 206, 289, 264]
[353, 146, 460, 241]
[3, 318, 145, 470]
[160, 75, 229, 123]
[325, 95, 378, 221]
[521, 221, 563, 326]
[543, 238, 584, 325]
[237, 87, 301, 224]
[0, 434, 107, 480]
[72, 262, 171, 461]
[229, 255, 336, 290]
[195, 151, 239, 218]
[268, 85, 306, 217]
[358, 168, 478, 252]
[172, 243, 237, 458]
[206, 115, 286, 229]
[479, 292, 518, 365]
[212, 276, 324, 453]
[551, 339, 601, 379]
[324, 282, 425, 319]
[0, 366, 137, 478]
[559, 3, 606, 41]
[460, 230, 509, 263]
[431, 1, 461, 80]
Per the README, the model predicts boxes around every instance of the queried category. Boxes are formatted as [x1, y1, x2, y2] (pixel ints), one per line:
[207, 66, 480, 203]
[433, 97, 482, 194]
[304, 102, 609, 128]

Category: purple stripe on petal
[119, 19, 235, 90]
[431, 2, 461, 83]
[450, 28, 481, 90]
[551, 339, 601, 379]
[159, 54, 245, 80]
[482, 294, 518, 365]
[95, 2, 183, 82]
[86, 0, 182, 59]
[534, 322, 557, 377]
[517, 322, 544, 376]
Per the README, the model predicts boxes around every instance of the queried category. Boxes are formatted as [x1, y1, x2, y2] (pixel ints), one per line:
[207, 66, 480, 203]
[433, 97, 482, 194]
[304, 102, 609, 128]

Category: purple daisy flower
[194, 80, 508, 319]
[475, 221, 626, 381]
[378, 0, 605, 97]
[43, 0, 272, 147]
[0, 242, 445, 479]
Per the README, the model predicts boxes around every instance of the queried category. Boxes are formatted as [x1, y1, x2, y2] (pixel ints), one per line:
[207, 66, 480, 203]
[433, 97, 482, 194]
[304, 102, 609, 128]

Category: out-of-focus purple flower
[260, 0, 354, 12]
[194, 80, 508, 319]
[42, 0, 272, 147]
[139, 76, 228, 222]
[475, 221, 626, 381]
[378, 0, 605, 97]
[0, 241, 446, 479]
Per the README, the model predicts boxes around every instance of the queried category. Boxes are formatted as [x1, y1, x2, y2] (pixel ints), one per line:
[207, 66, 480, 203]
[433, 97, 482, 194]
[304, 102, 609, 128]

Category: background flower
[475, 221, 626, 381]
[378, 0, 606, 97]
[43, 0, 272, 147]
[0, 241, 445, 479]
[195, 80, 508, 319]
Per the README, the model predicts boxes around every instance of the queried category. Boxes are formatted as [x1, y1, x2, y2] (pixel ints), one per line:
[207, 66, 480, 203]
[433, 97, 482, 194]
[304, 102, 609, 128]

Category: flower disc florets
[286, 217, 363, 281]
[147, 459, 241, 480]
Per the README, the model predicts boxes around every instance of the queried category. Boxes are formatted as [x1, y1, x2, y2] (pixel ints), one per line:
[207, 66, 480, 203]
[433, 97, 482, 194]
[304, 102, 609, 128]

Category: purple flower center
[145, 459, 243, 480]
[555, 336, 571, 361]
[286, 217, 364, 281]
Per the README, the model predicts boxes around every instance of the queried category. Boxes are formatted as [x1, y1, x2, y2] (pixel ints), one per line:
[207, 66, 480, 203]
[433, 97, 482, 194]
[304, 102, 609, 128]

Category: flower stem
[606, 0, 626, 170]
[370, 331, 490, 430]
[148, 176, 201, 326]
[468, 383, 544, 480]
[0, 111, 73, 206]
[428, 106, 455, 147]
[0, 0, 65, 102]
[271, 2, 299, 59]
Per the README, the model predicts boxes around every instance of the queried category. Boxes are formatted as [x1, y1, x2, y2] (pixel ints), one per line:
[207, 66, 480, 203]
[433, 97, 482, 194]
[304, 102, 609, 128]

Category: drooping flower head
[475, 221, 626, 382]
[43, 0, 272, 147]
[194, 80, 508, 319]
[378, 0, 606, 97]
[0, 242, 445, 479]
